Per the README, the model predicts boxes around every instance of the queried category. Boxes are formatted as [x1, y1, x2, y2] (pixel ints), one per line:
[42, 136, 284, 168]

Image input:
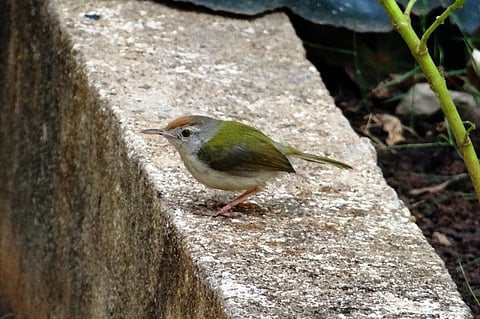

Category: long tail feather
[280, 144, 353, 169]
[293, 152, 353, 169]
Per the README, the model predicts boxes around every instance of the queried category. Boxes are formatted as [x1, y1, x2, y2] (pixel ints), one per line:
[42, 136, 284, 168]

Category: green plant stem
[458, 261, 480, 307]
[404, 0, 416, 17]
[419, 0, 465, 53]
[378, 0, 480, 202]
[385, 142, 452, 149]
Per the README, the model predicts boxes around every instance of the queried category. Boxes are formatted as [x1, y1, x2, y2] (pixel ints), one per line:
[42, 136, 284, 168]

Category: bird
[141, 115, 352, 217]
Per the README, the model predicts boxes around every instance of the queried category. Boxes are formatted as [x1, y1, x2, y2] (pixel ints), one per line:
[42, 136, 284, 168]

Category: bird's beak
[141, 128, 164, 135]
[140, 128, 177, 139]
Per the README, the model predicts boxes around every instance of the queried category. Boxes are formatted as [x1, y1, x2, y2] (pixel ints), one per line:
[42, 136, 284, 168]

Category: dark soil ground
[335, 92, 480, 318]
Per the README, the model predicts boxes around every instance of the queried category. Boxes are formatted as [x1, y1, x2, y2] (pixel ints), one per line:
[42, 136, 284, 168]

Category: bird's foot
[210, 199, 260, 211]
[196, 186, 264, 218]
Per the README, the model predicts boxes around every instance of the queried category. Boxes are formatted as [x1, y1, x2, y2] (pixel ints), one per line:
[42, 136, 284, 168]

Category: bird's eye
[181, 129, 192, 137]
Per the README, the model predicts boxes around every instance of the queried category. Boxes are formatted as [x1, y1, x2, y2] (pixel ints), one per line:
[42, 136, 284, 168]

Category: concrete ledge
[0, 0, 472, 318]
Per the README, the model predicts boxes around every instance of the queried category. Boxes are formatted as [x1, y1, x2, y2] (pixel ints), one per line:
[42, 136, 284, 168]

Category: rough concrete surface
[0, 0, 472, 318]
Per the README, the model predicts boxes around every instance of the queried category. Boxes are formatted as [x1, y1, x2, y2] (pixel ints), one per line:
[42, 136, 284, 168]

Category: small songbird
[142, 115, 352, 217]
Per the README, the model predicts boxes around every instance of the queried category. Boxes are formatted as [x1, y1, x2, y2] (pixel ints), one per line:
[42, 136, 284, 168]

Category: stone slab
[0, 0, 472, 318]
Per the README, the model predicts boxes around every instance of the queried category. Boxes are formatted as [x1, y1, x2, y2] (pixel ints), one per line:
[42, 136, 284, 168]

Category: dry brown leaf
[432, 231, 453, 247]
[376, 114, 406, 145]
[361, 113, 406, 146]
[409, 179, 452, 195]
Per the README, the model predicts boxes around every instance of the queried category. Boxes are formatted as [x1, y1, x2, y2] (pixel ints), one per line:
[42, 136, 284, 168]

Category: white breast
[179, 151, 279, 191]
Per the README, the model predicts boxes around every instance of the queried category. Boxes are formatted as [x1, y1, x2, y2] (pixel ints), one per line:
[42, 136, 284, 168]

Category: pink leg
[210, 199, 260, 210]
[196, 185, 263, 217]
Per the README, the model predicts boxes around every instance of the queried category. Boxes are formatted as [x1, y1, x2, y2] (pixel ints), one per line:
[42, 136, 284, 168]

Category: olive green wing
[197, 121, 295, 176]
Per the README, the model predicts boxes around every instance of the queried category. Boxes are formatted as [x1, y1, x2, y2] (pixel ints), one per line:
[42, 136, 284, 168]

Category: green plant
[458, 258, 480, 308]
[378, 0, 480, 202]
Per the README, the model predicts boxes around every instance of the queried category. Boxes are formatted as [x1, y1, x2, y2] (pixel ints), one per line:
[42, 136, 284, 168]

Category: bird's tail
[281, 144, 353, 169]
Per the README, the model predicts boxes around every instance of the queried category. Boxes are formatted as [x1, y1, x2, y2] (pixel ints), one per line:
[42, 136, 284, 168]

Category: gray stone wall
[0, 1, 226, 317]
